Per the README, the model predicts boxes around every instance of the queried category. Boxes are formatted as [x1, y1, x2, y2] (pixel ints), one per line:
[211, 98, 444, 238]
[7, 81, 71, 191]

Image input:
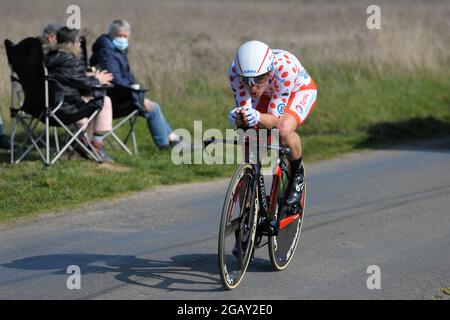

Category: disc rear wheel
[268, 161, 306, 271]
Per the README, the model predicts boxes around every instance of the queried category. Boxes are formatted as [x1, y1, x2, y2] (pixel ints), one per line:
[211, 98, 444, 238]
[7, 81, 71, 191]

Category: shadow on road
[2, 253, 225, 293]
[356, 116, 450, 153]
[2, 251, 277, 294]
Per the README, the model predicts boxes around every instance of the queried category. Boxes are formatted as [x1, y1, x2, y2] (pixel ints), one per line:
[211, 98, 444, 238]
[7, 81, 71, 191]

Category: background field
[0, 0, 449, 222]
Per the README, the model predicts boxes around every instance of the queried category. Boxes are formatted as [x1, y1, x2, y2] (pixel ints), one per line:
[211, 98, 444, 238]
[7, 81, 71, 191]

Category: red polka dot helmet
[234, 40, 274, 81]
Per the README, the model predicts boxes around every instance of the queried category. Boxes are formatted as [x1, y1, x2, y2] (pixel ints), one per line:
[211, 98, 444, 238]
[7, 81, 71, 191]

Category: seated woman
[45, 27, 114, 162]
[90, 19, 179, 150]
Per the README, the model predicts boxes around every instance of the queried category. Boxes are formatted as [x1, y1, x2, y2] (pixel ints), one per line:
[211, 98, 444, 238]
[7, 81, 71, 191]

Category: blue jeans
[141, 101, 173, 148]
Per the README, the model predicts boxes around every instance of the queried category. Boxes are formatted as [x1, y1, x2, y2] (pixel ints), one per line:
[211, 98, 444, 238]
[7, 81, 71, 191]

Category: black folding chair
[103, 83, 149, 155]
[4, 37, 24, 157]
[81, 38, 145, 155]
[5, 37, 105, 165]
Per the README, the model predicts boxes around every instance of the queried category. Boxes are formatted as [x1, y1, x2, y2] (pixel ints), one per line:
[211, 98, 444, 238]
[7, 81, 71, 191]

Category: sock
[290, 157, 303, 175]
[168, 132, 179, 142]
[93, 132, 105, 144]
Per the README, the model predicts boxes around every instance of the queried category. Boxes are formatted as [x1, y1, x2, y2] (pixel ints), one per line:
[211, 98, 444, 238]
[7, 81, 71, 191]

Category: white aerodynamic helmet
[234, 40, 274, 79]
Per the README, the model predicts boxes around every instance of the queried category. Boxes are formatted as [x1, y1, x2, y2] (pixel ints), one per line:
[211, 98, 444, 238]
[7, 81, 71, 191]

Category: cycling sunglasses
[238, 72, 269, 86]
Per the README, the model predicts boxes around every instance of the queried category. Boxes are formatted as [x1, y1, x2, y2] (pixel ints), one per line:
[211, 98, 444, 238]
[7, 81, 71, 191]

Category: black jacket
[45, 49, 101, 107]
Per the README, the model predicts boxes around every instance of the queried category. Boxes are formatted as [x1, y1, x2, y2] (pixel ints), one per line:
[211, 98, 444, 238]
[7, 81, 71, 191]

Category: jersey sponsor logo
[296, 92, 315, 113]
[300, 69, 309, 79]
[277, 103, 286, 114]
[300, 94, 310, 106]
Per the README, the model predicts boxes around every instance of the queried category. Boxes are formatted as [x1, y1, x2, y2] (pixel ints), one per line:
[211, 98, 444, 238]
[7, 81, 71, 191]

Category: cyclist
[228, 40, 317, 209]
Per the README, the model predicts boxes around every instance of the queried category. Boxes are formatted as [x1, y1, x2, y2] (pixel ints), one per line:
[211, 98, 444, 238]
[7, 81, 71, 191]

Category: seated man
[90, 19, 179, 150]
[0, 119, 10, 150]
[38, 23, 64, 55]
[2, 23, 63, 152]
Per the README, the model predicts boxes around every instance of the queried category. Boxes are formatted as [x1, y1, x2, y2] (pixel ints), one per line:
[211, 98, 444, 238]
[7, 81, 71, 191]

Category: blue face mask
[112, 37, 129, 51]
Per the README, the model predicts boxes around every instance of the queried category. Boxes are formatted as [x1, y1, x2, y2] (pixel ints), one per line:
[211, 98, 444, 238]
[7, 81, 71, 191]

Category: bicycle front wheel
[268, 161, 306, 271]
[218, 164, 258, 290]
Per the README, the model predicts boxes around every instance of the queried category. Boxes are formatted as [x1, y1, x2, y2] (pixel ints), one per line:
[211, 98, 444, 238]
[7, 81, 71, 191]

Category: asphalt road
[0, 137, 449, 300]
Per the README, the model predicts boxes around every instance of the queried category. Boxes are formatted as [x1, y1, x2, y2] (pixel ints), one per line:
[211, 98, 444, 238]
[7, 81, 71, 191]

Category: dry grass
[0, 0, 449, 116]
[1, 0, 450, 221]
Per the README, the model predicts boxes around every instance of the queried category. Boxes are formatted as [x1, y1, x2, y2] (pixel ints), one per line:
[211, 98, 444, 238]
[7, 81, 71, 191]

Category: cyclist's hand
[236, 108, 247, 127]
[228, 107, 242, 126]
[243, 107, 260, 127]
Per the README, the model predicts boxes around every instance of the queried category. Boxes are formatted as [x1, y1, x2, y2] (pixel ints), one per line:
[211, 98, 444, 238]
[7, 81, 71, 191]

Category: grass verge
[1, 65, 450, 223]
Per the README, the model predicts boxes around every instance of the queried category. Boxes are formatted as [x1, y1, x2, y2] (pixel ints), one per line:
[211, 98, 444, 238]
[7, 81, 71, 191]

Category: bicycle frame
[253, 141, 301, 235]
[204, 131, 301, 235]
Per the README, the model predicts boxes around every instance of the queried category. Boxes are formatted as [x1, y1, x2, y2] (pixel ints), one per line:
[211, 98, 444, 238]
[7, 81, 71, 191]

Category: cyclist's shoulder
[272, 49, 302, 75]
[228, 60, 238, 76]
[273, 49, 301, 63]
[272, 49, 310, 83]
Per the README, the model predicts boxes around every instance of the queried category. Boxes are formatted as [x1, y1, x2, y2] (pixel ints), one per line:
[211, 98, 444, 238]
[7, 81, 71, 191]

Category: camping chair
[4, 38, 25, 158]
[4, 37, 105, 165]
[81, 37, 145, 155]
[104, 84, 149, 155]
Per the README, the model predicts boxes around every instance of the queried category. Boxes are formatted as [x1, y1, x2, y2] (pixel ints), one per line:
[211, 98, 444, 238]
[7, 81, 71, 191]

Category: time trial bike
[204, 129, 306, 290]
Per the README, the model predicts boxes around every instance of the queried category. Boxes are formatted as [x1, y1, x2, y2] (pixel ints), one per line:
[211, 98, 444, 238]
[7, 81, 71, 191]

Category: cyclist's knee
[278, 126, 290, 140]
[278, 117, 297, 140]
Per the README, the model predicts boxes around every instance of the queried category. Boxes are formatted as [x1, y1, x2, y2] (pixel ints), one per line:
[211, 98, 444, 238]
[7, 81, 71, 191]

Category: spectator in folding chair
[1, 24, 62, 153]
[0, 118, 10, 150]
[45, 27, 115, 162]
[90, 19, 179, 150]
[38, 23, 64, 55]
[1, 23, 62, 153]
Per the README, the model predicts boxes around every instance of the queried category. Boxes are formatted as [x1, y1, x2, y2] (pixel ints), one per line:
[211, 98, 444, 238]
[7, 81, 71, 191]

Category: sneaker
[158, 138, 184, 151]
[285, 172, 305, 207]
[0, 135, 11, 150]
[91, 140, 114, 163]
[169, 139, 181, 148]
[158, 144, 171, 150]
[97, 146, 114, 163]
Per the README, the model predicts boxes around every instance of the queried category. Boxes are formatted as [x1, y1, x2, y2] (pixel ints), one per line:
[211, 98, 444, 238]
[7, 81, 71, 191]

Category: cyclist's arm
[258, 113, 279, 129]
[236, 108, 277, 129]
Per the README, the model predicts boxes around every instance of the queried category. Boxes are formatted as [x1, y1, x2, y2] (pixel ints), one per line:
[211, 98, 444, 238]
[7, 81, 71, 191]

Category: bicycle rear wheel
[218, 164, 258, 290]
[268, 160, 306, 271]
